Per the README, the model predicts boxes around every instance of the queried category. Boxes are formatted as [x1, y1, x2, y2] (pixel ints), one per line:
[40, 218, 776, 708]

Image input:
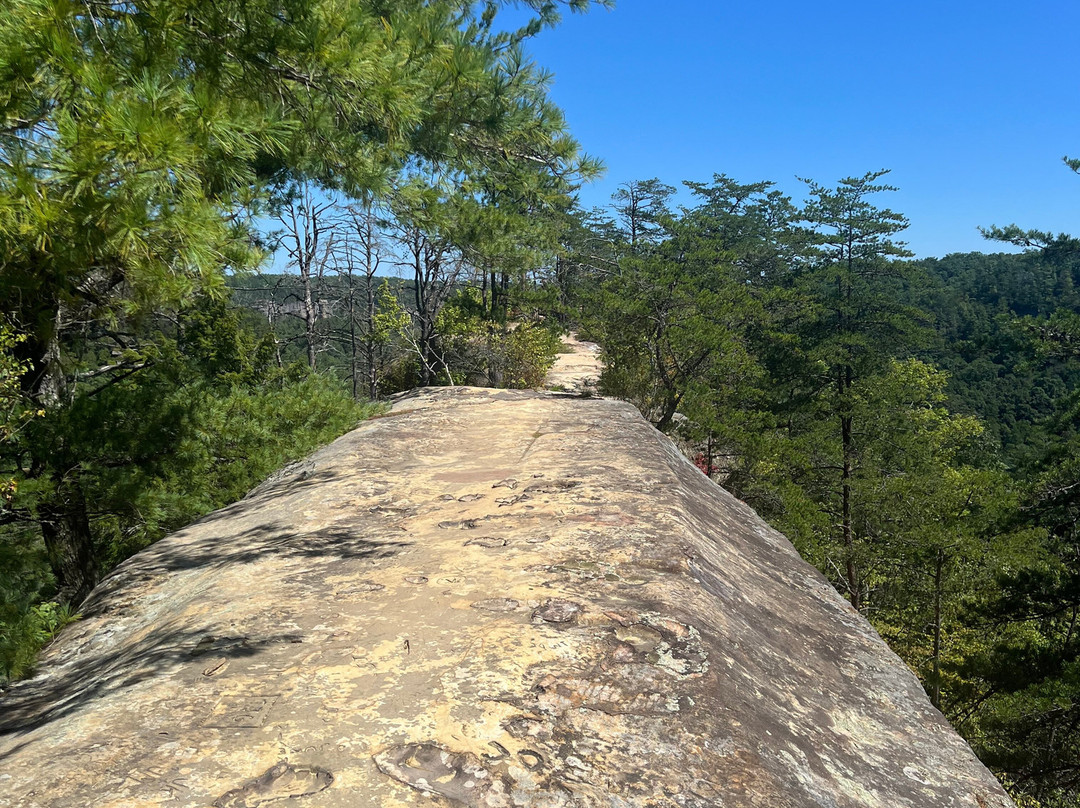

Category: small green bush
[502, 323, 563, 389]
[0, 600, 79, 681]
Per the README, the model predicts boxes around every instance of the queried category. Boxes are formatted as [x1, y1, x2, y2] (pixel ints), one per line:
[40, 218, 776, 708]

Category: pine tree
[611, 179, 676, 253]
[794, 170, 919, 611]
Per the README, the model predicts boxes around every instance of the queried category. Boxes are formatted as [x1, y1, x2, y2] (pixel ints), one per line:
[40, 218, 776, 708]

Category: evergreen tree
[610, 178, 676, 253]
[794, 170, 920, 611]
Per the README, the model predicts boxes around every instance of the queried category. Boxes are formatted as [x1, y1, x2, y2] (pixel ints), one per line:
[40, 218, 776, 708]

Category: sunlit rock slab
[544, 334, 601, 396]
[0, 387, 1012, 808]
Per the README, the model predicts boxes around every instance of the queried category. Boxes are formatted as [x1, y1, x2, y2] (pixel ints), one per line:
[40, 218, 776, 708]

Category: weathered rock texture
[0, 387, 1013, 808]
[543, 335, 601, 397]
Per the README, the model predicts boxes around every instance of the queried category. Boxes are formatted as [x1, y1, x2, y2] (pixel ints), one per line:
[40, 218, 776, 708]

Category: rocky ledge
[0, 387, 1013, 808]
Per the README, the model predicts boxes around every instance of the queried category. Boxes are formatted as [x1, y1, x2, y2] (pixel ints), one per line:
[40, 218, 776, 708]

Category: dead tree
[276, 186, 339, 372]
[340, 204, 387, 400]
[389, 219, 464, 386]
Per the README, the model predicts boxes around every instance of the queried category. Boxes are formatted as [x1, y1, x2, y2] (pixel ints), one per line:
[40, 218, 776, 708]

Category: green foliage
[590, 175, 789, 436]
[594, 248, 763, 433]
[0, 520, 54, 681]
[610, 178, 675, 251]
[178, 295, 277, 386]
[0, 599, 79, 682]
[911, 250, 1080, 463]
[68, 360, 366, 549]
[161, 374, 377, 526]
[0, 0, 609, 606]
[375, 283, 413, 351]
[433, 287, 563, 388]
[502, 322, 563, 389]
[0, 365, 377, 681]
[0, 298, 379, 680]
[0, 323, 34, 439]
[0, 322, 38, 511]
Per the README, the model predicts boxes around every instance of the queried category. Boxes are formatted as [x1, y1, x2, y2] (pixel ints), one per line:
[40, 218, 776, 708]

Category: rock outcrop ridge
[0, 384, 1013, 807]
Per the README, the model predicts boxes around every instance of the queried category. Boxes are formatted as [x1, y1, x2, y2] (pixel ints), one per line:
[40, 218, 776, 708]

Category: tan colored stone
[544, 334, 601, 396]
[0, 381, 1013, 808]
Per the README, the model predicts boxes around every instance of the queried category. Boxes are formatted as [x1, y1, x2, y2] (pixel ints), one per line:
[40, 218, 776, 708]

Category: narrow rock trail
[544, 334, 602, 396]
[0, 364, 1013, 806]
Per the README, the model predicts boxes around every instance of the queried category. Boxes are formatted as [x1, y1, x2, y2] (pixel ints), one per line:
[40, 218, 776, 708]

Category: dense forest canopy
[3, 1, 1080, 806]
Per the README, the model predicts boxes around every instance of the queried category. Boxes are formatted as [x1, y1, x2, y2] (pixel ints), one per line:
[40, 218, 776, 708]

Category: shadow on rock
[0, 516, 410, 743]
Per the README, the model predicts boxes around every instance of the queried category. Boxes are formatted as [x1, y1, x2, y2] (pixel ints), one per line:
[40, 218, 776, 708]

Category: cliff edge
[0, 382, 1013, 807]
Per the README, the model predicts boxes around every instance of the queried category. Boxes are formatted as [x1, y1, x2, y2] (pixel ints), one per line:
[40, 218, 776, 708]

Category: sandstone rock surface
[0, 382, 1013, 807]
[543, 334, 601, 397]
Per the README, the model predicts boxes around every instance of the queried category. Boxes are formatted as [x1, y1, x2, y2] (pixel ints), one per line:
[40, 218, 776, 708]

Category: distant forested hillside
[914, 251, 1080, 464]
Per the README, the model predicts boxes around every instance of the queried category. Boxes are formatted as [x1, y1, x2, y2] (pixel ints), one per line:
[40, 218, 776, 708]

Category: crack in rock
[471, 598, 521, 612]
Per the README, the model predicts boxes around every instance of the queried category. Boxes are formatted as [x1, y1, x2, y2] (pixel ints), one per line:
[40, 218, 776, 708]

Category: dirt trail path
[544, 333, 602, 396]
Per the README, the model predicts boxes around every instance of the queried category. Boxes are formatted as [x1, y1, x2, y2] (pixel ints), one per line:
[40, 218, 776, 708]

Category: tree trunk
[419, 326, 436, 386]
[366, 275, 378, 401]
[38, 474, 97, 606]
[348, 273, 359, 400]
[265, 304, 284, 372]
[414, 248, 433, 386]
[554, 255, 569, 325]
[655, 391, 683, 432]
[21, 311, 99, 605]
[300, 263, 318, 372]
[931, 549, 944, 710]
[487, 320, 505, 388]
[17, 304, 66, 407]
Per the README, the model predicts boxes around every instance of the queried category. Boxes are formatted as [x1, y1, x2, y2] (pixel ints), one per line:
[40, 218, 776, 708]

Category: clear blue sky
[511, 0, 1080, 258]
